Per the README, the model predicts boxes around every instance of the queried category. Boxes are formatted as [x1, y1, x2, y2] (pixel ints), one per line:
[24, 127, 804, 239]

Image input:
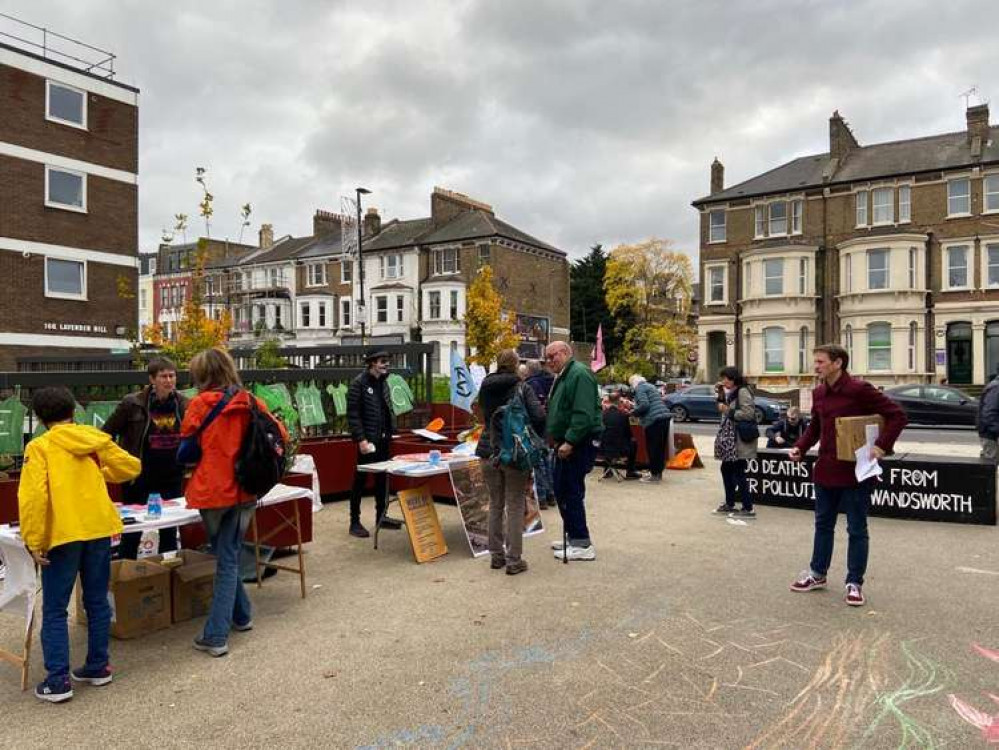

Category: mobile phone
[121, 516, 138, 525]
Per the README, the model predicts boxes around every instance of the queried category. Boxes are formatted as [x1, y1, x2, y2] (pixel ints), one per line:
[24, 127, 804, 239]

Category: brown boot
[490, 554, 505, 570]
[506, 559, 529, 576]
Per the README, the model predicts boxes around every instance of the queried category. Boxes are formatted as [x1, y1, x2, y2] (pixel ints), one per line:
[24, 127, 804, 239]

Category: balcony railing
[0, 13, 116, 78]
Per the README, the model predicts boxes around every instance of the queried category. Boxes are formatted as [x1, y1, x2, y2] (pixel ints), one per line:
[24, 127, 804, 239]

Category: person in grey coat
[712, 366, 758, 517]
[629, 374, 670, 483]
[978, 372, 999, 460]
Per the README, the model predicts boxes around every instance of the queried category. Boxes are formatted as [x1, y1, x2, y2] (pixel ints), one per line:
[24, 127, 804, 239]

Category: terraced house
[693, 104, 999, 388]
[0, 19, 139, 369]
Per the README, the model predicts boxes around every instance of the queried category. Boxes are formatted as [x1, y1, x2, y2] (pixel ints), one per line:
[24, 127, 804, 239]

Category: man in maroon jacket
[788, 344, 906, 607]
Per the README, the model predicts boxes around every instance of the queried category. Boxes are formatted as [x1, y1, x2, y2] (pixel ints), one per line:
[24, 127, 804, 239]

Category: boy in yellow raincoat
[18, 387, 141, 703]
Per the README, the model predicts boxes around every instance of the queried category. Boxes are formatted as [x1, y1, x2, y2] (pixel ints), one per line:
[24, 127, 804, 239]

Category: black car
[884, 384, 978, 426]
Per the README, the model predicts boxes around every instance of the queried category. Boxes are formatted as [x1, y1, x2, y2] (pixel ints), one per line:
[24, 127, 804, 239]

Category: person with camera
[712, 366, 757, 518]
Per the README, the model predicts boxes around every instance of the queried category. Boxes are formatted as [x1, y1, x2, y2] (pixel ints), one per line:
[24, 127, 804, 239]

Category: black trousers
[118, 477, 181, 559]
[644, 418, 669, 477]
[720, 459, 753, 511]
[350, 439, 390, 525]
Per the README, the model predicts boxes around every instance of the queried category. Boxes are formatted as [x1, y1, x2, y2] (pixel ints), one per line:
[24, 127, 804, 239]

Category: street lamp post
[356, 187, 371, 347]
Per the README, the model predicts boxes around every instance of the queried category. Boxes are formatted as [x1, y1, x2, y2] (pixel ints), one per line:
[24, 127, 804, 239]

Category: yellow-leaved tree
[465, 265, 519, 366]
[143, 244, 231, 367]
[604, 238, 695, 379]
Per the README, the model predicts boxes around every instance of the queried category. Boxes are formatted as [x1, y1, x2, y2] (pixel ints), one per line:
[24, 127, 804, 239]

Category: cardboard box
[150, 550, 217, 623]
[835, 415, 885, 461]
[76, 559, 172, 640]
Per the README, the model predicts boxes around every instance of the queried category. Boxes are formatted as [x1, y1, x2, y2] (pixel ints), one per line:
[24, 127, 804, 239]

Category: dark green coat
[546, 359, 602, 446]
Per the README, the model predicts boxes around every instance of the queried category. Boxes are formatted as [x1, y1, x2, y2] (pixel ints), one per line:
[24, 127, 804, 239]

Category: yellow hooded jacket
[18, 423, 141, 553]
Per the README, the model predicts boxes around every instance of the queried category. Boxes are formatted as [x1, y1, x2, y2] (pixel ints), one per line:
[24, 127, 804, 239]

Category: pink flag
[591, 324, 606, 372]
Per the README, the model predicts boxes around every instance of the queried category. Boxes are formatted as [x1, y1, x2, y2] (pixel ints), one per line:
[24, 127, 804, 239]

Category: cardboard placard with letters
[398, 485, 448, 563]
[835, 415, 885, 461]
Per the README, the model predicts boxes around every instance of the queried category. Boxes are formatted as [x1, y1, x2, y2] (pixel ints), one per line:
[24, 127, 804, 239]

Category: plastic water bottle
[428, 450, 442, 467]
[146, 492, 162, 520]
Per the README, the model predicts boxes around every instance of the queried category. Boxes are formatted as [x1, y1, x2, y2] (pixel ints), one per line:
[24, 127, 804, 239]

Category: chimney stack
[431, 186, 494, 227]
[710, 157, 724, 195]
[364, 207, 381, 237]
[258, 223, 274, 249]
[829, 110, 860, 162]
[967, 103, 990, 149]
[312, 210, 342, 239]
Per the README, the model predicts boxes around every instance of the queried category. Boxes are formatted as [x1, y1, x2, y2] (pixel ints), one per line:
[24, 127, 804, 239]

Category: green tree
[465, 265, 519, 366]
[570, 243, 629, 361]
[255, 337, 288, 369]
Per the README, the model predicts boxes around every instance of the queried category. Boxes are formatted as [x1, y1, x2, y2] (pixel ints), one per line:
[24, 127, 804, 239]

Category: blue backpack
[491, 385, 547, 471]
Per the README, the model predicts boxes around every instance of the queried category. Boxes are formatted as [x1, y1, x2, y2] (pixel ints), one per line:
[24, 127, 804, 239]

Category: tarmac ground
[1, 435, 997, 749]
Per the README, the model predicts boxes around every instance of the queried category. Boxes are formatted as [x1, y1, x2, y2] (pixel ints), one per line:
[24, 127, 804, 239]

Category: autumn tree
[604, 238, 696, 378]
[464, 265, 519, 366]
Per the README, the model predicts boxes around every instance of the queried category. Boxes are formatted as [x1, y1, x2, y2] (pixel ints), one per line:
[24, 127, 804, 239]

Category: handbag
[177, 388, 234, 466]
[734, 418, 760, 442]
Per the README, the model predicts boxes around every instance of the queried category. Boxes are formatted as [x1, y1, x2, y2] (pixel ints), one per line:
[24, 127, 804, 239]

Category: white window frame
[340, 298, 352, 328]
[988, 244, 999, 288]
[867, 322, 892, 372]
[449, 290, 460, 320]
[947, 178, 971, 217]
[429, 290, 441, 319]
[763, 327, 785, 373]
[307, 263, 327, 287]
[798, 257, 808, 295]
[908, 321, 917, 372]
[705, 264, 726, 304]
[742, 262, 751, 299]
[845, 254, 853, 293]
[44, 165, 87, 213]
[433, 247, 459, 275]
[708, 209, 726, 243]
[44, 256, 87, 301]
[763, 258, 784, 296]
[791, 199, 803, 235]
[908, 247, 917, 289]
[341, 260, 352, 282]
[899, 184, 912, 223]
[845, 324, 854, 362]
[754, 206, 766, 239]
[872, 187, 894, 225]
[945, 245, 971, 290]
[798, 326, 808, 374]
[477, 244, 491, 266]
[45, 80, 87, 130]
[867, 248, 889, 290]
[855, 190, 869, 228]
[299, 302, 311, 328]
[274, 305, 283, 329]
[768, 201, 788, 236]
[985, 174, 999, 214]
[396, 295, 405, 323]
[376, 295, 388, 323]
[380, 254, 402, 279]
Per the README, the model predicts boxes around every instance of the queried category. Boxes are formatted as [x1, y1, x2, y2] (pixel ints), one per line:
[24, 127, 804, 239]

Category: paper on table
[411, 429, 447, 442]
[854, 422, 882, 482]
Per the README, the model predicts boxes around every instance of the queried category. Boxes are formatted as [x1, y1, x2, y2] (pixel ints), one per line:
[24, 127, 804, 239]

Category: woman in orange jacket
[181, 348, 287, 657]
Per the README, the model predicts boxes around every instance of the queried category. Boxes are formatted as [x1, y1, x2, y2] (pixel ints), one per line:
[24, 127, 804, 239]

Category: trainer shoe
[35, 679, 73, 703]
[554, 544, 596, 561]
[639, 474, 662, 484]
[70, 665, 113, 686]
[790, 570, 827, 592]
[378, 517, 403, 530]
[624, 472, 642, 481]
[193, 637, 229, 657]
[845, 584, 865, 607]
[232, 620, 254, 632]
[348, 522, 370, 538]
[551, 540, 565, 551]
[713, 503, 736, 514]
[732, 508, 756, 519]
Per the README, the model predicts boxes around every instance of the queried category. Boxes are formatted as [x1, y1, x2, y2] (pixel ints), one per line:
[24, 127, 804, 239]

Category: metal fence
[0, 344, 436, 464]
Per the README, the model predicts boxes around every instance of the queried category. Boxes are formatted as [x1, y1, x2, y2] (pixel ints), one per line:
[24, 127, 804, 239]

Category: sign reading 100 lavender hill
[747, 450, 996, 525]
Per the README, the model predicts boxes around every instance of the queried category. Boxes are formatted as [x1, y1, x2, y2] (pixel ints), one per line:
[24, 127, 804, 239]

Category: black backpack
[235, 395, 288, 497]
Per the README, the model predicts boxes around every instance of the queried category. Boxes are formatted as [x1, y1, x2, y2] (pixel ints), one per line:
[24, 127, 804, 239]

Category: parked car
[884, 384, 978, 426]
[600, 383, 631, 397]
[665, 385, 786, 424]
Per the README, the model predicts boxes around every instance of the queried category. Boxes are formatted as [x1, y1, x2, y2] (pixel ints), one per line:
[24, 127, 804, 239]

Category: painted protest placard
[747, 449, 996, 525]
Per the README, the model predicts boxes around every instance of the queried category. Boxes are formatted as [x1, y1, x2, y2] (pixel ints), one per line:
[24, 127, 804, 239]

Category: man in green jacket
[545, 341, 603, 561]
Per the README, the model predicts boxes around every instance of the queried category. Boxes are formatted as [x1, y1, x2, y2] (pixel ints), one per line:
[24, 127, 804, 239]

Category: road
[675, 419, 980, 445]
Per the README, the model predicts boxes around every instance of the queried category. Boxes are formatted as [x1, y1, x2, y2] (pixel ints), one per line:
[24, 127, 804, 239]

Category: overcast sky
[11, 1, 999, 265]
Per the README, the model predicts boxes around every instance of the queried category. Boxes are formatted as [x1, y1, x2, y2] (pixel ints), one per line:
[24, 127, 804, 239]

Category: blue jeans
[41, 538, 112, 685]
[553, 438, 598, 546]
[809, 484, 871, 585]
[199, 502, 255, 646]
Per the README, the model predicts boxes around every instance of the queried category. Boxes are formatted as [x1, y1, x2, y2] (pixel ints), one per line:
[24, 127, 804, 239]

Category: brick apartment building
[153, 188, 570, 373]
[0, 20, 139, 369]
[692, 104, 999, 388]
